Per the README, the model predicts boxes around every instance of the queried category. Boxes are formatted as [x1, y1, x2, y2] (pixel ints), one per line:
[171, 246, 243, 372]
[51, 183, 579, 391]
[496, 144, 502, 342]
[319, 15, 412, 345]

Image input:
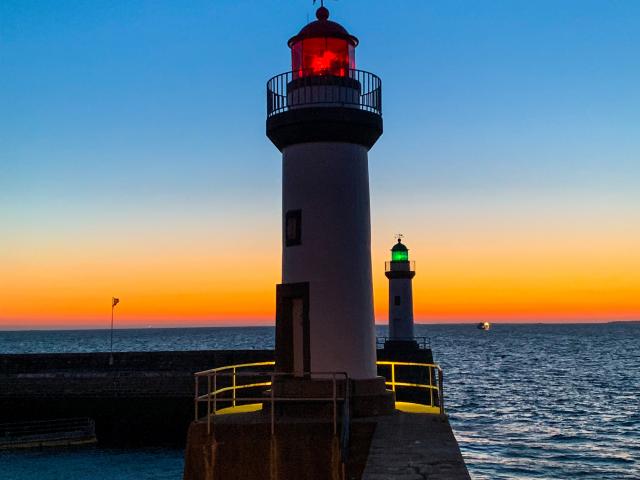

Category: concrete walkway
[362, 412, 471, 480]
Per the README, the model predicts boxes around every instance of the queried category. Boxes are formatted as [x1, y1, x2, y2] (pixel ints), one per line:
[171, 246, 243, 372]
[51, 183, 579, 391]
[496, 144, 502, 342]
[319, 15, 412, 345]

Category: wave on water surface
[1, 323, 639, 479]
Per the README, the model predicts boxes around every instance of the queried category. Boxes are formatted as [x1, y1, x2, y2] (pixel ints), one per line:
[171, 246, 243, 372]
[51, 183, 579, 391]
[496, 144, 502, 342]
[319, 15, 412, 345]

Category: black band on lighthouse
[267, 107, 382, 152]
[385, 270, 416, 280]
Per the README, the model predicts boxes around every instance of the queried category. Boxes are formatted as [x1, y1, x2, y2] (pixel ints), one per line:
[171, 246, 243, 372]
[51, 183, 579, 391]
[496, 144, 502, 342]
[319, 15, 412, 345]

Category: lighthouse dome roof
[392, 240, 408, 252]
[288, 7, 359, 47]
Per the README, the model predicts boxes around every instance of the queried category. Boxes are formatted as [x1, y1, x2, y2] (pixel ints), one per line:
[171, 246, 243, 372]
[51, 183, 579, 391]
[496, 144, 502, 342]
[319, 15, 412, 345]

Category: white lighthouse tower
[385, 238, 416, 343]
[267, 6, 384, 386]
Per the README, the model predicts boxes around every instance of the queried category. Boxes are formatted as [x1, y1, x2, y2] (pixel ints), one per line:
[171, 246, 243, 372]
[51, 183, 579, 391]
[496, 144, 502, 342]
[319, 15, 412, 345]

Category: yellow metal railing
[194, 360, 444, 432]
[194, 362, 350, 435]
[376, 361, 444, 414]
[194, 361, 275, 431]
[195, 361, 275, 410]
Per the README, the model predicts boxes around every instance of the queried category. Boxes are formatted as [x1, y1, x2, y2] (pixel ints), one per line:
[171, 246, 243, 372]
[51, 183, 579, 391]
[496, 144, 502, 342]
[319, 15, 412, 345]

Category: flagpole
[110, 304, 114, 349]
[109, 299, 114, 365]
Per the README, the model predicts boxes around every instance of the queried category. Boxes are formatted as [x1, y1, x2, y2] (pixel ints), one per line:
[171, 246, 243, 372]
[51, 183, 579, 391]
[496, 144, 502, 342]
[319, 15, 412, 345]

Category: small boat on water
[477, 322, 491, 331]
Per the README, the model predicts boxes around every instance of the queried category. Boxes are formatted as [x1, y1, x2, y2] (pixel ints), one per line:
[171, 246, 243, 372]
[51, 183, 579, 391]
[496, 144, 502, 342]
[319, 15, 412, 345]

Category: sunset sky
[1, 1, 639, 329]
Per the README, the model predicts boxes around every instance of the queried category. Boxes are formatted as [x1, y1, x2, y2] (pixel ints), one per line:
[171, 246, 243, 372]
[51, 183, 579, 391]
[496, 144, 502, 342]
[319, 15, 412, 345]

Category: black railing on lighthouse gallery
[267, 69, 382, 117]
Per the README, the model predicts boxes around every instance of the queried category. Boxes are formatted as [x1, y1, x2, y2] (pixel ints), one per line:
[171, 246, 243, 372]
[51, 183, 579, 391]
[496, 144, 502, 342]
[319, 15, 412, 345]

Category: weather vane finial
[314, 0, 324, 8]
[395, 233, 404, 243]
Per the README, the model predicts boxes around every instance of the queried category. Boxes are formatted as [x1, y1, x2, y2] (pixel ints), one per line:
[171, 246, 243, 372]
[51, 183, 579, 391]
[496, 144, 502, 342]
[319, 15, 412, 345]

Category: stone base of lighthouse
[183, 410, 471, 480]
[270, 376, 395, 418]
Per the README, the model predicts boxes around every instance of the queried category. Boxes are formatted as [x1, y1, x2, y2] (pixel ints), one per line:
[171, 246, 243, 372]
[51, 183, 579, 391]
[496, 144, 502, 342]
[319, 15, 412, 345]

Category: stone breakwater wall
[0, 348, 435, 447]
[0, 350, 273, 446]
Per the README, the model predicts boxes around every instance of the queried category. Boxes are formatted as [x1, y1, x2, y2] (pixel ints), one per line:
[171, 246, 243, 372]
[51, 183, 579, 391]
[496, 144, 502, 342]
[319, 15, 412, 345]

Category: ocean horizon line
[0, 320, 638, 333]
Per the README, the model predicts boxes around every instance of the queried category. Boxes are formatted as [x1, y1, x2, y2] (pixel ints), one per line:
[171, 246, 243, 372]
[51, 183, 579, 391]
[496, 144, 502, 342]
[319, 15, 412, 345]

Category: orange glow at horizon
[2, 226, 639, 328]
[2, 191, 639, 329]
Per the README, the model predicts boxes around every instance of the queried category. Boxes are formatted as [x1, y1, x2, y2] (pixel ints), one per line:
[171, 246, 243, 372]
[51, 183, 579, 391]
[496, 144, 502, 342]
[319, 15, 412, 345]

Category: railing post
[232, 367, 237, 408]
[391, 363, 396, 393]
[194, 375, 199, 422]
[213, 373, 217, 415]
[270, 373, 275, 436]
[429, 366, 434, 407]
[439, 368, 445, 415]
[207, 375, 212, 434]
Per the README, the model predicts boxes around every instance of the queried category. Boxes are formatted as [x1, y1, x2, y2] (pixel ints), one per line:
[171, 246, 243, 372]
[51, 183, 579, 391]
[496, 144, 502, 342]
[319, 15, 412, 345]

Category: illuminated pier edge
[193, 360, 444, 422]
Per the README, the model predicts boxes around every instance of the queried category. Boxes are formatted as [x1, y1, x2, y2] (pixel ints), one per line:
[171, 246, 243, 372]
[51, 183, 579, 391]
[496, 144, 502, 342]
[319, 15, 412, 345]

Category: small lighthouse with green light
[385, 238, 416, 342]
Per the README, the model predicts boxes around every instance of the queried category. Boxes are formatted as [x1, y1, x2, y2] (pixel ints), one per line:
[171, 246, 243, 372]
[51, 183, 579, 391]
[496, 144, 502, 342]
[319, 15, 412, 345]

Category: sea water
[1, 323, 638, 479]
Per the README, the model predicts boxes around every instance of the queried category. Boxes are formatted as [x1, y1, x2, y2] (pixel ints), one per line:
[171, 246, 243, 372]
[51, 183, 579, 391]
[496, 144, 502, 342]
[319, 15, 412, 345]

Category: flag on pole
[112, 297, 120, 308]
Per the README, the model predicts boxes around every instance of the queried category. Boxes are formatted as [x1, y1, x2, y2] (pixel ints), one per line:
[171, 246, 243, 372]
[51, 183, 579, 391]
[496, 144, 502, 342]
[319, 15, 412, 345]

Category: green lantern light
[392, 249, 408, 262]
[391, 238, 409, 262]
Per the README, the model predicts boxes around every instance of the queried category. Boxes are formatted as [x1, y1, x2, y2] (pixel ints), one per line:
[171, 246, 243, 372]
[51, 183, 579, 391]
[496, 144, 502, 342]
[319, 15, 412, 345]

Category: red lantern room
[288, 6, 358, 78]
[266, 5, 382, 152]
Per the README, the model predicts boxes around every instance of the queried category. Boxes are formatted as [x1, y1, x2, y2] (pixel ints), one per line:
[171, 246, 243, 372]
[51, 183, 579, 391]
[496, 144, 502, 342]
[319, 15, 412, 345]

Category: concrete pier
[362, 413, 470, 480]
[183, 409, 470, 480]
[183, 413, 376, 480]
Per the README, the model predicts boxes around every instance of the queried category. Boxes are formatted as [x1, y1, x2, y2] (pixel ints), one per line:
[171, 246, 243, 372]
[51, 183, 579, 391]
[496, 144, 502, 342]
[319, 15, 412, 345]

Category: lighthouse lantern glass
[291, 37, 355, 78]
[392, 250, 409, 262]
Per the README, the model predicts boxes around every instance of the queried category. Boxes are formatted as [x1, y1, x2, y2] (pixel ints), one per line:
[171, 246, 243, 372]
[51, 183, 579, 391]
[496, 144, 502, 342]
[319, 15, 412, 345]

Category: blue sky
[3, 0, 639, 200]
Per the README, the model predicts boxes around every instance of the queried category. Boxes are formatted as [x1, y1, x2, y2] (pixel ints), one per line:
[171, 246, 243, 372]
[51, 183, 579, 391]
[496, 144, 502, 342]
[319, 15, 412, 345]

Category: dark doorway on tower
[275, 282, 310, 376]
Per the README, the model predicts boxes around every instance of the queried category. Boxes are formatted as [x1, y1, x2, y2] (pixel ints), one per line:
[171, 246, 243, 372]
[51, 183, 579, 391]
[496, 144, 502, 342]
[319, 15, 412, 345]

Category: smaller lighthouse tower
[385, 238, 416, 343]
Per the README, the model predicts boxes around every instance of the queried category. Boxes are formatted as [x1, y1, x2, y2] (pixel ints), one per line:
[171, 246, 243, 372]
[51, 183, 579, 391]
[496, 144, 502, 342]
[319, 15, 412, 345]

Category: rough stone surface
[183, 413, 377, 480]
[362, 412, 470, 480]
[0, 350, 274, 446]
[183, 410, 470, 479]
